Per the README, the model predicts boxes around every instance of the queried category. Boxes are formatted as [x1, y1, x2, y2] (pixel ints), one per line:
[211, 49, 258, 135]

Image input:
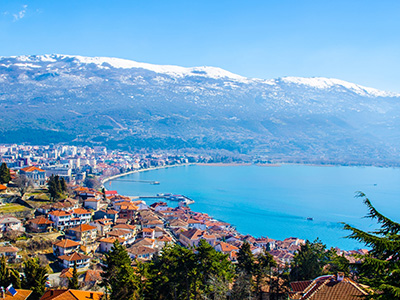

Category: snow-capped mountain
[1, 54, 399, 165]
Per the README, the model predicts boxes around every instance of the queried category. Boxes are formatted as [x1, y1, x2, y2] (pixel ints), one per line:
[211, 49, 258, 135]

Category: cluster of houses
[0, 182, 368, 275]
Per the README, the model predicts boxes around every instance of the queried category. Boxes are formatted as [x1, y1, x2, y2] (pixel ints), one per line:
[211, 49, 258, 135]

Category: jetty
[139, 194, 195, 205]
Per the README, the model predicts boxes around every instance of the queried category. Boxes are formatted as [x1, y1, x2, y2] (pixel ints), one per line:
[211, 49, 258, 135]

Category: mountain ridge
[0, 54, 399, 166]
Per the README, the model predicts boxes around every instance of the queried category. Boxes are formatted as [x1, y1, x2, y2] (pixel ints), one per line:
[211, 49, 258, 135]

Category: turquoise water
[108, 164, 400, 250]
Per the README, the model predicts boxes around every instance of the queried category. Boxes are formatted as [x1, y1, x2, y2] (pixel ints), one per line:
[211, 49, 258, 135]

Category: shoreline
[101, 163, 194, 185]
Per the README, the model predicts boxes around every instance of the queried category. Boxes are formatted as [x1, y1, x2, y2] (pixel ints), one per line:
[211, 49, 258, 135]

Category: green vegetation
[0, 163, 11, 184]
[0, 203, 30, 213]
[47, 175, 67, 201]
[344, 192, 400, 299]
[68, 262, 79, 290]
[0, 255, 21, 289]
[22, 258, 48, 300]
[102, 241, 139, 300]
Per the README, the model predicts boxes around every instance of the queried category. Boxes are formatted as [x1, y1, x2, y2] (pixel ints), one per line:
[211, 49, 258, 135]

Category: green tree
[237, 241, 255, 274]
[102, 241, 139, 300]
[254, 251, 277, 300]
[68, 262, 79, 290]
[0, 255, 21, 289]
[289, 239, 329, 281]
[148, 243, 197, 300]
[0, 163, 11, 184]
[60, 177, 67, 193]
[48, 175, 63, 201]
[344, 192, 400, 299]
[22, 258, 48, 300]
[195, 239, 235, 299]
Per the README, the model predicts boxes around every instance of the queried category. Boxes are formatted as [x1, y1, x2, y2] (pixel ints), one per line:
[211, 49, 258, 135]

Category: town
[0, 143, 370, 299]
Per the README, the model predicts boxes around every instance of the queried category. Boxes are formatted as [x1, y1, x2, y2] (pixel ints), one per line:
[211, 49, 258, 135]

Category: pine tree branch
[356, 192, 400, 235]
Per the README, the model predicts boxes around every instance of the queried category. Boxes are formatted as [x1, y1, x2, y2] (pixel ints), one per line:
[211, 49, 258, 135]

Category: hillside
[1, 54, 400, 165]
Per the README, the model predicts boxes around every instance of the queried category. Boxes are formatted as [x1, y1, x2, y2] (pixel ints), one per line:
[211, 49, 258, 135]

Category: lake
[107, 164, 400, 250]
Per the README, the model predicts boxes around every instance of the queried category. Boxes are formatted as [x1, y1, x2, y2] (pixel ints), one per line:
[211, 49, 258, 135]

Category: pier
[139, 194, 195, 205]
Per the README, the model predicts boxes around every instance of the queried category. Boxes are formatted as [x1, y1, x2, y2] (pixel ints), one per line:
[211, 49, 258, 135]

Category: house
[187, 218, 206, 230]
[94, 209, 118, 223]
[98, 237, 126, 253]
[83, 269, 103, 288]
[179, 229, 216, 248]
[58, 252, 91, 269]
[150, 201, 168, 212]
[0, 289, 32, 300]
[127, 245, 157, 261]
[20, 166, 46, 186]
[169, 219, 188, 230]
[27, 216, 54, 232]
[289, 273, 368, 300]
[141, 219, 164, 229]
[214, 242, 239, 260]
[0, 216, 25, 232]
[66, 224, 97, 244]
[0, 245, 20, 262]
[113, 223, 137, 235]
[155, 235, 173, 248]
[141, 228, 155, 239]
[106, 229, 135, 245]
[59, 268, 74, 287]
[48, 210, 73, 231]
[84, 198, 101, 211]
[40, 289, 103, 300]
[90, 218, 113, 236]
[53, 239, 81, 256]
[72, 208, 92, 225]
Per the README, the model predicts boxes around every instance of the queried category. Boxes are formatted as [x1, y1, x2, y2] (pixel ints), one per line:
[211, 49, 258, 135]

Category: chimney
[337, 272, 344, 281]
[90, 292, 94, 299]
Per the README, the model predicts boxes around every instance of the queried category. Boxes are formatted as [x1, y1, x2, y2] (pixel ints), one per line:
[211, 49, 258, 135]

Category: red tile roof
[69, 224, 96, 232]
[49, 210, 71, 217]
[21, 166, 44, 172]
[58, 252, 90, 261]
[29, 216, 54, 225]
[53, 239, 80, 248]
[40, 289, 103, 300]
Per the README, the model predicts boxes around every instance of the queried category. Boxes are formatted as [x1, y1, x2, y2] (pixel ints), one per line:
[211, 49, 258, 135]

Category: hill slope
[1, 54, 399, 165]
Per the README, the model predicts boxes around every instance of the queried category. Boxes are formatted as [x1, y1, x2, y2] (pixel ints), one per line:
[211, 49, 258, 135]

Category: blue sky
[1, 0, 400, 92]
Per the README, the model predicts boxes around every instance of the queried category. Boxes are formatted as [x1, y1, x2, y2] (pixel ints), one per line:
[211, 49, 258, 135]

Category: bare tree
[14, 175, 33, 197]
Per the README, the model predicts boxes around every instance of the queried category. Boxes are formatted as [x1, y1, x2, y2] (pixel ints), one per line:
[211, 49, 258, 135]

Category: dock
[139, 194, 195, 205]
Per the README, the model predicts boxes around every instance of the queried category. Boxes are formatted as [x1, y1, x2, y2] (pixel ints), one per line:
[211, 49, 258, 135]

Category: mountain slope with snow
[0, 54, 399, 165]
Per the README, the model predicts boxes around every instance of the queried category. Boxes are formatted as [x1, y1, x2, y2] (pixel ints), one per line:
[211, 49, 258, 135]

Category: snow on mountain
[3, 54, 398, 98]
[280, 76, 398, 98]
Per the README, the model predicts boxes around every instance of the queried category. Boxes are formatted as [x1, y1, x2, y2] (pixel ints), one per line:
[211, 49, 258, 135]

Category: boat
[307, 217, 313, 221]
[151, 181, 160, 185]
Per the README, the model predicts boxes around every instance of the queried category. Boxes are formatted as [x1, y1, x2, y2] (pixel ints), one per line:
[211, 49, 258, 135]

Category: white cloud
[13, 4, 27, 21]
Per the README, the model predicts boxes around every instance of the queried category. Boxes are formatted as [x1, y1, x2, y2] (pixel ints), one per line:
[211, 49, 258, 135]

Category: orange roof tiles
[53, 239, 80, 248]
[40, 289, 103, 300]
[29, 216, 54, 225]
[217, 241, 239, 252]
[21, 166, 44, 172]
[59, 268, 74, 278]
[49, 210, 71, 217]
[84, 269, 103, 282]
[298, 277, 367, 300]
[73, 208, 91, 215]
[58, 252, 90, 261]
[69, 224, 96, 232]
[2, 289, 32, 300]
[99, 237, 125, 244]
